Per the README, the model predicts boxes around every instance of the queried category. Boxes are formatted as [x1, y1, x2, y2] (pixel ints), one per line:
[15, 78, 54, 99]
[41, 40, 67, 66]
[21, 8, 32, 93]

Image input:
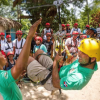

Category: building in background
[0, 16, 22, 41]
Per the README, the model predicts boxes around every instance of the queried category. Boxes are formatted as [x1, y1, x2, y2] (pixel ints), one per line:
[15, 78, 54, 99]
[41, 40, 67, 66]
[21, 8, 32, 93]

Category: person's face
[17, 34, 22, 39]
[74, 25, 78, 28]
[1, 35, 4, 39]
[73, 34, 78, 39]
[8, 55, 14, 60]
[36, 39, 41, 45]
[7, 37, 11, 42]
[62, 26, 65, 30]
[66, 26, 70, 28]
[0, 52, 6, 68]
[46, 25, 50, 29]
[86, 30, 94, 36]
[47, 35, 51, 40]
[78, 50, 90, 64]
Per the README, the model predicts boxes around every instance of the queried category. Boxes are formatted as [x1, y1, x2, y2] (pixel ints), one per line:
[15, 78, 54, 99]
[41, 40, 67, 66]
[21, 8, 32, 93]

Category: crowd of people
[0, 18, 100, 100]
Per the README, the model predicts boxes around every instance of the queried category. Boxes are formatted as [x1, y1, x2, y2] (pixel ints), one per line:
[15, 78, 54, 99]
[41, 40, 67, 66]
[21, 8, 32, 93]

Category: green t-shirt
[59, 60, 98, 90]
[0, 69, 22, 100]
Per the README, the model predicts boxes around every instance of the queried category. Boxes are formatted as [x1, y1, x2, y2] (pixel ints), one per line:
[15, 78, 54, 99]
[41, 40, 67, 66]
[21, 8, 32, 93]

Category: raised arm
[52, 54, 63, 89]
[11, 18, 42, 80]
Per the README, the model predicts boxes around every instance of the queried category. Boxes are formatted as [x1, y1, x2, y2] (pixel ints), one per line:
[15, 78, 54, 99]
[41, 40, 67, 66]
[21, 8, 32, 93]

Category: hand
[54, 54, 63, 62]
[28, 18, 42, 38]
[67, 54, 73, 63]
[86, 29, 94, 36]
[19, 70, 26, 79]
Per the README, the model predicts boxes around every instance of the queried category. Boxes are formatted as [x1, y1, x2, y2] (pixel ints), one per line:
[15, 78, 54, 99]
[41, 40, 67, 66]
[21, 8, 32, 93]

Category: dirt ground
[0, 62, 100, 100]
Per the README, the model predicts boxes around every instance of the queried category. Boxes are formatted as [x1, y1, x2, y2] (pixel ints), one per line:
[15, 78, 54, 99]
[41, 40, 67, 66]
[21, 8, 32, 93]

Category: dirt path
[0, 62, 100, 100]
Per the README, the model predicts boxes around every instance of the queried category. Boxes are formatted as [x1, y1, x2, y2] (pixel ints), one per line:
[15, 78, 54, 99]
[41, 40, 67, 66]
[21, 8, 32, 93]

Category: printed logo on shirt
[69, 68, 75, 73]
[64, 81, 68, 87]
[4, 72, 8, 79]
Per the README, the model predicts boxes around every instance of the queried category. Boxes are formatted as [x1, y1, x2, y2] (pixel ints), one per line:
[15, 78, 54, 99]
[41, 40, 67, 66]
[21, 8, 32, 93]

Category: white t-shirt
[1, 39, 6, 51]
[43, 28, 51, 40]
[5, 42, 13, 54]
[13, 38, 26, 55]
[70, 28, 81, 34]
[65, 37, 79, 53]
[96, 27, 100, 37]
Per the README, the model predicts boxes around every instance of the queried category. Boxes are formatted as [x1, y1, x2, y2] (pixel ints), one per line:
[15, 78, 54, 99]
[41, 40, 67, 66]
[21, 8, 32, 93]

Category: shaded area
[0, 62, 100, 100]
[21, 82, 68, 100]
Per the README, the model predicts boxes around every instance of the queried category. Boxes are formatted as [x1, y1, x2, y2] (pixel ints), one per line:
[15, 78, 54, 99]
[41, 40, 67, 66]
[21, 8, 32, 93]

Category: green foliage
[0, 0, 32, 33]
[23, 0, 84, 32]
[0, 0, 17, 19]
[0, 0, 9, 5]
[21, 19, 32, 32]
[78, 0, 100, 31]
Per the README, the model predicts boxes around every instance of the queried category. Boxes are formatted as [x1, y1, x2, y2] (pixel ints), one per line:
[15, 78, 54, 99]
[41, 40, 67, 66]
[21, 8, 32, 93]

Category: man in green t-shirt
[27, 38, 100, 91]
[0, 18, 42, 100]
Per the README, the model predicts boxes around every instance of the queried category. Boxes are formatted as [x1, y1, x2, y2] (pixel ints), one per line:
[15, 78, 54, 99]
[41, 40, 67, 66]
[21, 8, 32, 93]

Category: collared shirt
[0, 70, 22, 100]
[59, 60, 98, 90]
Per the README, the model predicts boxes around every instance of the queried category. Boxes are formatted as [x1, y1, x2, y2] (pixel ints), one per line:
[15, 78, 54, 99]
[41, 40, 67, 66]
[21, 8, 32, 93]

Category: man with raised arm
[27, 38, 100, 91]
[0, 18, 42, 100]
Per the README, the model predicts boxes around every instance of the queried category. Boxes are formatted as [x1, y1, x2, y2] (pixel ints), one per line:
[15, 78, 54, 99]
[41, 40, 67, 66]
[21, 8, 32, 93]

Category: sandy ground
[0, 62, 100, 100]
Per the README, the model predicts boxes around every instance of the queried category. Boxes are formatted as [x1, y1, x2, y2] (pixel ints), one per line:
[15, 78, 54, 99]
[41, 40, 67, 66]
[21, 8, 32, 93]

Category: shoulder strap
[16, 39, 18, 49]
[13, 60, 15, 65]
[33, 45, 36, 53]
[5, 42, 11, 50]
[77, 28, 78, 32]
[8, 59, 11, 64]
[4, 38, 6, 42]
[12, 42, 13, 48]
[20, 39, 23, 49]
[16, 39, 23, 49]
[75, 39, 77, 47]
[73, 28, 75, 31]
[50, 28, 51, 32]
